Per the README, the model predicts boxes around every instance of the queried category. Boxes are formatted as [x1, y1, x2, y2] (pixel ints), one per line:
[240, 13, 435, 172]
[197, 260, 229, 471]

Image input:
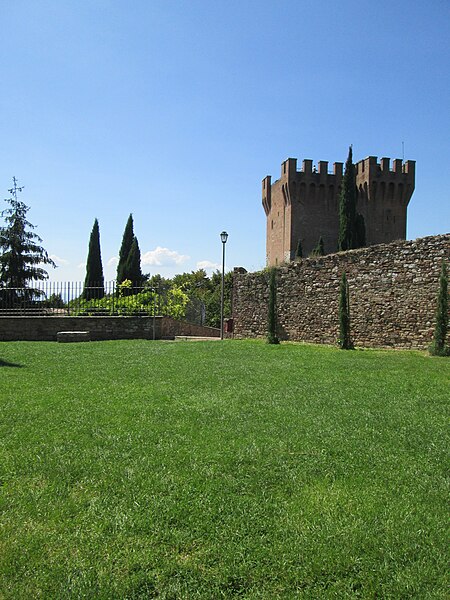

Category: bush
[310, 236, 325, 257]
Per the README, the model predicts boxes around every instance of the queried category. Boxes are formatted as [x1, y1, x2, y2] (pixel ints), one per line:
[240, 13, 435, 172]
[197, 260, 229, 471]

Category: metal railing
[0, 281, 165, 317]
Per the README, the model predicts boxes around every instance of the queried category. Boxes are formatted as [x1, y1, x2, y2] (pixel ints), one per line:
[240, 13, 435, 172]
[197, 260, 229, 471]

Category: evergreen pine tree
[0, 178, 56, 303]
[295, 239, 303, 259]
[117, 214, 134, 285]
[338, 146, 357, 251]
[430, 261, 448, 356]
[338, 271, 352, 349]
[267, 267, 279, 344]
[83, 218, 104, 300]
[310, 236, 325, 257]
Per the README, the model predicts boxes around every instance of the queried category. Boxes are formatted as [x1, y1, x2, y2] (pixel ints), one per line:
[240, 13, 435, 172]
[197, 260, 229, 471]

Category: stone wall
[160, 317, 220, 339]
[232, 234, 450, 349]
[0, 316, 219, 342]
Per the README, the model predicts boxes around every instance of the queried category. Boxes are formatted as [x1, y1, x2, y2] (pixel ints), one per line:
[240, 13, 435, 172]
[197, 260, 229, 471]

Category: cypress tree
[338, 271, 352, 349]
[338, 146, 357, 251]
[295, 239, 303, 259]
[430, 261, 448, 356]
[126, 236, 143, 287]
[83, 218, 104, 300]
[117, 214, 134, 285]
[267, 267, 279, 344]
[310, 236, 325, 257]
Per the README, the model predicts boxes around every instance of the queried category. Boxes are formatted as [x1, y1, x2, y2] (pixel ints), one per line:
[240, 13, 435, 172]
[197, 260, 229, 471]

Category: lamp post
[220, 231, 228, 339]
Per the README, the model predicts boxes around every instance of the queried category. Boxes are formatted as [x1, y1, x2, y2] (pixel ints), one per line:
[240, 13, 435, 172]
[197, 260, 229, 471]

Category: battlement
[355, 156, 415, 179]
[274, 157, 344, 180]
[267, 155, 415, 182]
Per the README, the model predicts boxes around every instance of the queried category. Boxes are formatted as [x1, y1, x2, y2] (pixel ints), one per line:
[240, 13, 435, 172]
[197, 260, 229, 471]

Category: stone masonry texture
[232, 234, 450, 349]
[0, 316, 219, 342]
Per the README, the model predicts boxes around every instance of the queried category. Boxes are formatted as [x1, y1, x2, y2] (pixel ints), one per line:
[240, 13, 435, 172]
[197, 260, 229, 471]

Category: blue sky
[1, 0, 449, 282]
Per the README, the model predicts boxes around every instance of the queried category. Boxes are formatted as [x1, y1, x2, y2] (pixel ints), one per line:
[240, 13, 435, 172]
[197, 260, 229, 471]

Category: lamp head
[220, 231, 228, 244]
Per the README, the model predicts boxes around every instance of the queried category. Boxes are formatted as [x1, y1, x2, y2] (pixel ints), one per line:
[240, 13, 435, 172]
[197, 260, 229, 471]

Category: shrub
[310, 236, 325, 257]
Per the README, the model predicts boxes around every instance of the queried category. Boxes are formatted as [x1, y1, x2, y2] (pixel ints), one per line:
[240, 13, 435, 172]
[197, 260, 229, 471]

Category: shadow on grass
[0, 359, 23, 368]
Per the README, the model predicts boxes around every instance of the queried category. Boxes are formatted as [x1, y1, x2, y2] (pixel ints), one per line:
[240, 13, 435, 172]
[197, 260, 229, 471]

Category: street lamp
[220, 231, 228, 339]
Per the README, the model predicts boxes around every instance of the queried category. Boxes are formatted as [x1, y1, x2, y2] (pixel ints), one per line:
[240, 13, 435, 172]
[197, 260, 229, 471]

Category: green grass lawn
[0, 340, 448, 599]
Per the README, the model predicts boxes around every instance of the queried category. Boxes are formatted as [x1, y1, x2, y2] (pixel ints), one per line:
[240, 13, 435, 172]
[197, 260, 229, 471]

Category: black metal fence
[0, 281, 163, 317]
[0, 281, 209, 324]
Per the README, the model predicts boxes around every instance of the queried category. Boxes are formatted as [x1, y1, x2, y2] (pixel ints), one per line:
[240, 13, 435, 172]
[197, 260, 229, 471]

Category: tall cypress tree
[83, 218, 104, 300]
[126, 236, 143, 287]
[338, 271, 352, 349]
[338, 146, 357, 251]
[430, 261, 448, 356]
[117, 214, 134, 285]
[267, 267, 279, 344]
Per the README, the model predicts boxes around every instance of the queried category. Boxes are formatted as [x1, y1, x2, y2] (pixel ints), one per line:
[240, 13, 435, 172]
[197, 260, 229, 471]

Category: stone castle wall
[232, 234, 449, 349]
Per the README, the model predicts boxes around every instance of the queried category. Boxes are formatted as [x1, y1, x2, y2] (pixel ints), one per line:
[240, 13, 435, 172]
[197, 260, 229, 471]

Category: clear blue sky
[1, 0, 449, 281]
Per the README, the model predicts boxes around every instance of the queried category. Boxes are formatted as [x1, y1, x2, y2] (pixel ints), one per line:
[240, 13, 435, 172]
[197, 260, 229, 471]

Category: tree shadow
[0, 359, 23, 368]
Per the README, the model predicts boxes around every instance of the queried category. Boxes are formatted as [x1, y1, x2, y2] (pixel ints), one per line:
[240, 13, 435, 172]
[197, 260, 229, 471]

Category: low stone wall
[0, 316, 219, 342]
[161, 317, 220, 338]
[232, 234, 450, 349]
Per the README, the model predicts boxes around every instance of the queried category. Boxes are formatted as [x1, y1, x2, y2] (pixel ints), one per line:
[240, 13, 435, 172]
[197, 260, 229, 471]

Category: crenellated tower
[355, 156, 415, 246]
[263, 154, 415, 266]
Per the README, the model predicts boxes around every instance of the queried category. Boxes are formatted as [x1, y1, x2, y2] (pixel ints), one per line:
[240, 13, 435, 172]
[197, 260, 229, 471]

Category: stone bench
[57, 331, 90, 343]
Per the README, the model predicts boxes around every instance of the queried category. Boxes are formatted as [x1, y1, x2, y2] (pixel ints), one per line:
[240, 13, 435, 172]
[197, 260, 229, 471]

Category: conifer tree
[295, 239, 303, 259]
[338, 147, 366, 252]
[267, 267, 279, 344]
[338, 146, 357, 251]
[310, 236, 325, 257]
[430, 261, 448, 356]
[338, 271, 352, 349]
[0, 178, 56, 302]
[83, 218, 104, 300]
[125, 236, 143, 287]
[117, 214, 134, 285]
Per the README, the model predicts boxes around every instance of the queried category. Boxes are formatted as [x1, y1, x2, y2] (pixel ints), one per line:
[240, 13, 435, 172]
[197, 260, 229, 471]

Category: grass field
[0, 340, 448, 599]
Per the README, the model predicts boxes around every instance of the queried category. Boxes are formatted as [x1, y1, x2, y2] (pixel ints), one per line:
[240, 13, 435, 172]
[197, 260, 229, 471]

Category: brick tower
[263, 155, 415, 266]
